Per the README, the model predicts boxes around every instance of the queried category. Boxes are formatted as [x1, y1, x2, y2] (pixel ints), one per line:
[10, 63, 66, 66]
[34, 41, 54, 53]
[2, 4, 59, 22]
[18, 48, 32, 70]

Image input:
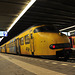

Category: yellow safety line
[61, 64, 68, 66]
[0, 54, 66, 75]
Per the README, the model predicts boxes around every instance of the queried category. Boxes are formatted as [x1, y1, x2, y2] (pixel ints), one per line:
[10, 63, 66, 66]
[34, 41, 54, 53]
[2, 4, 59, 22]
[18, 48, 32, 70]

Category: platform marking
[45, 61, 49, 63]
[72, 66, 75, 67]
[52, 62, 58, 64]
[39, 60, 43, 62]
[0, 54, 66, 75]
[61, 64, 68, 66]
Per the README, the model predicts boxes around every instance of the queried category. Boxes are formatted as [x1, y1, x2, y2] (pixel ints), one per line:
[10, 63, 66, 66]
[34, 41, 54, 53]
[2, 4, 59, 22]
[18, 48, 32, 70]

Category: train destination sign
[0, 31, 8, 37]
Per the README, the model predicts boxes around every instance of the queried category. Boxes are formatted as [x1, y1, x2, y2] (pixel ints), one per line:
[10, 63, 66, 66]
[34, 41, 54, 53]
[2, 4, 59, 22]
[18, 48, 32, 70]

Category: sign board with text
[0, 31, 8, 37]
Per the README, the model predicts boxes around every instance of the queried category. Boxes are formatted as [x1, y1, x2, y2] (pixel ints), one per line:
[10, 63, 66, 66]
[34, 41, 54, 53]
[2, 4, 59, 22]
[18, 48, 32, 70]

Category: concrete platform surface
[0, 53, 75, 75]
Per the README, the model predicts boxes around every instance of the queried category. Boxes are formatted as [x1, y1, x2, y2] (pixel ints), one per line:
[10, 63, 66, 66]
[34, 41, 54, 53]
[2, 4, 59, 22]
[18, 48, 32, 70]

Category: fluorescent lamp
[69, 30, 75, 33]
[0, 0, 36, 42]
[0, 37, 4, 42]
[7, 0, 36, 32]
[59, 25, 75, 31]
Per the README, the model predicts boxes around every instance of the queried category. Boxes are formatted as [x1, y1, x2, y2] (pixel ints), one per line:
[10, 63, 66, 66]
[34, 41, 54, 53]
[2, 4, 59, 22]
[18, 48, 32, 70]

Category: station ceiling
[0, 0, 31, 31]
[0, 0, 75, 44]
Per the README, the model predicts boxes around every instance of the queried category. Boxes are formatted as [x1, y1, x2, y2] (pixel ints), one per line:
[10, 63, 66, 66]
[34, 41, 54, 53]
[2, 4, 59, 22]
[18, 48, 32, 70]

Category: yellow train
[0, 24, 72, 60]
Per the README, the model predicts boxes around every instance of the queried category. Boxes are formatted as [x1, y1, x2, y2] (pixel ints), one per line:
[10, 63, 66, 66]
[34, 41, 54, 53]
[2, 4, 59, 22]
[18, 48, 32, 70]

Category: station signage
[0, 31, 8, 37]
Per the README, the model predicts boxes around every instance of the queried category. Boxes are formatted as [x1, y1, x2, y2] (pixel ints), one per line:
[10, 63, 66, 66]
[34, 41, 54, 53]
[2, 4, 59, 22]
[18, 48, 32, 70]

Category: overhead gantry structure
[0, 0, 75, 44]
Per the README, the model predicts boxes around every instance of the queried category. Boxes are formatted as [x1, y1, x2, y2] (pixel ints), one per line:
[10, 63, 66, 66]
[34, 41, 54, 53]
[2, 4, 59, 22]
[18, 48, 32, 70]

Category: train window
[20, 37, 24, 45]
[2, 47, 4, 49]
[25, 34, 30, 44]
[34, 26, 59, 33]
[31, 34, 33, 39]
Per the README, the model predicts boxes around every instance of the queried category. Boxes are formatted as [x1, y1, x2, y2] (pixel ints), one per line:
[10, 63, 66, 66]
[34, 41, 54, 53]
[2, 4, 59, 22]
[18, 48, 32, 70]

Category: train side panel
[19, 31, 31, 55]
[0, 47, 1, 52]
[33, 32, 70, 56]
[6, 41, 10, 53]
[6, 39, 16, 54]
[19, 27, 36, 55]
[1, 44, 6, 53]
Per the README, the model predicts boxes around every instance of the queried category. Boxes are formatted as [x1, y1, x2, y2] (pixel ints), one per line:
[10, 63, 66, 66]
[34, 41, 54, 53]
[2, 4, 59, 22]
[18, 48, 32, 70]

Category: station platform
[0, 53, 75, 75]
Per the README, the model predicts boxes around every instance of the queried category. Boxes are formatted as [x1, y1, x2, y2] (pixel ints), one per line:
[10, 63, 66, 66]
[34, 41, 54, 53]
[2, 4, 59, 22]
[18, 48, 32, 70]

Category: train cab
[32, 25, 72, 59]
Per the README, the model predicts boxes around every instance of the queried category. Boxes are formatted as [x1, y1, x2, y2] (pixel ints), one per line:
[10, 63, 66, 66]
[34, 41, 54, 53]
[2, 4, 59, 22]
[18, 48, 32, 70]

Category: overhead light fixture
[0, 0, 36, 42]
[69, 30, 75, 33]
[7, 0, 36, 32]
[59, 25, 75, 31]
[0, 37, 4, 42]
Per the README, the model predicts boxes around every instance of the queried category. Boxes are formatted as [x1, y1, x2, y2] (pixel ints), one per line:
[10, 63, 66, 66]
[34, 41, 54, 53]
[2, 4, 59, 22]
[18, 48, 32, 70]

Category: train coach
[0, 24, 72, 60]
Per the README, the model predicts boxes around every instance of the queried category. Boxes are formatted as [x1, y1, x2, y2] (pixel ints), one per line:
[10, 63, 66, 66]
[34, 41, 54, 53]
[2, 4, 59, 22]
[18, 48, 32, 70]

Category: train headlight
[59, 32, 63, 36]
[50, 45, 56, 49]
[53, 45, 55, 48]
[59, 32, 61, 35]
[50, 43, 70, 49]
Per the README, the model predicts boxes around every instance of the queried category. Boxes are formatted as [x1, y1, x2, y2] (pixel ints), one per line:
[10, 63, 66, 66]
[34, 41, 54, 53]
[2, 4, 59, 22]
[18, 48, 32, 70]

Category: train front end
[49, 32, 72, 60]
[34, 25, 72, 60]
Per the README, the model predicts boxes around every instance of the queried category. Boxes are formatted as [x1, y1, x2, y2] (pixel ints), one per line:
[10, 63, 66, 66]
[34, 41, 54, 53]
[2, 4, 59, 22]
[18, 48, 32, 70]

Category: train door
[0, 47, 1, 53]
[16, 38, 21, 54]
[5, 45, 7, 53]
[30, 30, 34, 55]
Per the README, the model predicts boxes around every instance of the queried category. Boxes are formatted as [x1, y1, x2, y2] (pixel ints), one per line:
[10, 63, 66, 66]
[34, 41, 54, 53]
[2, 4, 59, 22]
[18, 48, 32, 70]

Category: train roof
[1, 24, 57, 46]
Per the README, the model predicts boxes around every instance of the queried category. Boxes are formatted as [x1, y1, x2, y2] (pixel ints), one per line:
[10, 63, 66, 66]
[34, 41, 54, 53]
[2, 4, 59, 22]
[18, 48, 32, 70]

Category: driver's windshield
[34, 26, 59, 33]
